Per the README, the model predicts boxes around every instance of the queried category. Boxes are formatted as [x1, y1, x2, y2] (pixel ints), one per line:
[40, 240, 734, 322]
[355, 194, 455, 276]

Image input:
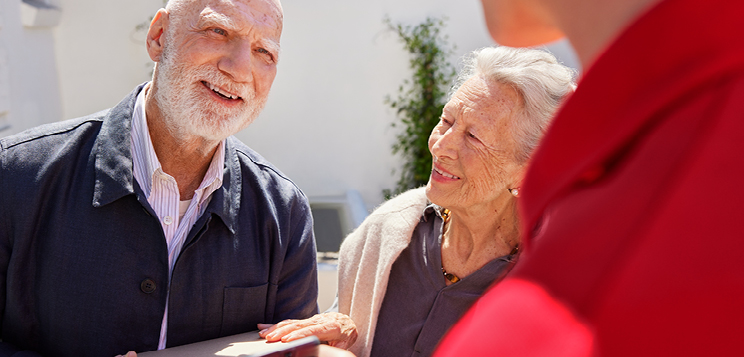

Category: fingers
[258, 323, 278, 338]
[279, 326, 317, 342]
[263, 320, 316, 342]
[259, 314, 337, 342]
[258, 319, 299, 339]
[259, 312, 358, 349]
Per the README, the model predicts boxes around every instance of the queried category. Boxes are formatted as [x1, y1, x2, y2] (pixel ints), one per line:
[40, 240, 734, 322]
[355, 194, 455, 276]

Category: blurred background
[0, 0, 579, 310]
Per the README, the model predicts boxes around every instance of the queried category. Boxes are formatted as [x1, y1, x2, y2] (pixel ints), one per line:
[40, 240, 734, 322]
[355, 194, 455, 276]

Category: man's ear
[146, 9, 169, 62]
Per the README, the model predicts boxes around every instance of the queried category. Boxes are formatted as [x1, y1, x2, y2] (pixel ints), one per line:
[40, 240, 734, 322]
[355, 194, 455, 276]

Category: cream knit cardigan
[337, 187, 429, 357]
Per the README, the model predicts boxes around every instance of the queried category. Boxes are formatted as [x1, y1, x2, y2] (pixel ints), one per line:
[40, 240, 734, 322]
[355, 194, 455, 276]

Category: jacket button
[140, 279, 156, 294]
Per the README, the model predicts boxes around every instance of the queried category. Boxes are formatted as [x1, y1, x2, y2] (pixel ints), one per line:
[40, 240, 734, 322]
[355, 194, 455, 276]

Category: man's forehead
[175, 0, 283, 28]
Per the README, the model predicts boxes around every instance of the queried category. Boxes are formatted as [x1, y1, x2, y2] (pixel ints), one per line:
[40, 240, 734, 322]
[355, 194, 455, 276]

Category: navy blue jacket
[0, 84, 318, 356]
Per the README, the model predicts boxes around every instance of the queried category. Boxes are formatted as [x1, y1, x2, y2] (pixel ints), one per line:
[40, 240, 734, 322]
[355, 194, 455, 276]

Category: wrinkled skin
[257, 312, 358, 350]
[426, 76, 525, 214]
[146, 0, 283, 143]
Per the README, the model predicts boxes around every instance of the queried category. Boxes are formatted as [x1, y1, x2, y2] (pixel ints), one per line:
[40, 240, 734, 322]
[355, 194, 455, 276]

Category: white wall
[54, 0, 163, 120]
[48, 0, 579, 211]
[0, 0, 63, 136]
[240, 0, 578, 210]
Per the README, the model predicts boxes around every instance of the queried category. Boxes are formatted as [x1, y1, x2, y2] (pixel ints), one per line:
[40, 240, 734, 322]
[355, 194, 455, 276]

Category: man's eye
[256, 48, 275, 61]
[212, 28, 227, 36]
[441, 117, 452, 126]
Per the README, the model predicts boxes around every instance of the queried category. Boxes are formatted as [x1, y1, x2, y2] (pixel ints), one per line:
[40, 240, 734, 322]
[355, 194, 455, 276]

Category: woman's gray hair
[451, 46, 576, 164]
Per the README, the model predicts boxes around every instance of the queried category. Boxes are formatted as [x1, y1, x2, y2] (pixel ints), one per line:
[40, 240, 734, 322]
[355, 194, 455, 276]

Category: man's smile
[202, 80, 242, 101]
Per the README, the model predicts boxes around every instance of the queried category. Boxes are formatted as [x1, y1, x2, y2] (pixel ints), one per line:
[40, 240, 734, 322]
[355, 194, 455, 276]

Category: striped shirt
[130, 86, 225, 349]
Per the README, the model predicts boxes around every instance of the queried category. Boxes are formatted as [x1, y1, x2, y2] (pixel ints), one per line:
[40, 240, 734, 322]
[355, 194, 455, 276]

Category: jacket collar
[520, 0, 744, 238]
[91, 83, 240, 234]
[92, 83, 142, 208]
[203, 137, 242, 235]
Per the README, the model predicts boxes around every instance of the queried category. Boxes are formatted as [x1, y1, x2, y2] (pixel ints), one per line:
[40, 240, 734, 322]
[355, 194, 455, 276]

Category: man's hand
[258, 312, 358, 349]
[115, 352, 137, 357]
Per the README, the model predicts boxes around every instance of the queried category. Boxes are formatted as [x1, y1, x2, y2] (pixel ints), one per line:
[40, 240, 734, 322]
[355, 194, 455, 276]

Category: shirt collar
[420, 202, 443, 223]
[93, 83, 239, 234]
[131, 85, 156, 197]
[195, 140, 225, 203]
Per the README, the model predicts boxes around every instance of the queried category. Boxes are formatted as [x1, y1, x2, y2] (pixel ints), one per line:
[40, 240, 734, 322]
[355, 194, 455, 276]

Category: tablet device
[138, 332, 319, 357]
[240, 336, 319, 357]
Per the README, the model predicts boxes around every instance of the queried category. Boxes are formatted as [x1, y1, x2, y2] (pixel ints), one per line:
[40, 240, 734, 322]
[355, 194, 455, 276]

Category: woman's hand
[258, 312, 358, 349]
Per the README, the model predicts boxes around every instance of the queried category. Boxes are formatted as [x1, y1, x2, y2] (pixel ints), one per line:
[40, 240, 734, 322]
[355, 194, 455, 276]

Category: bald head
[165, 0, 283, 15]
[164, 0, 283, 35]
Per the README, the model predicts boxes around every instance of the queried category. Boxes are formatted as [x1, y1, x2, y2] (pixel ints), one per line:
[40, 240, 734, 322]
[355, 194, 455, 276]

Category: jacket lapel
[92, 83, 146, 208]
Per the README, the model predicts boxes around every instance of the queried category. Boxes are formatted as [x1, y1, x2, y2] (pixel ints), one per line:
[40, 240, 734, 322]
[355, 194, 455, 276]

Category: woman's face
[426, 76, 526, 212]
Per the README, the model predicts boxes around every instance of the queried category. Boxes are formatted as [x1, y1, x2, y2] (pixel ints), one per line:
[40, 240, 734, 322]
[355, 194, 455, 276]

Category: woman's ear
[146, 9, 169, 62]
[508, 163, 528, 197]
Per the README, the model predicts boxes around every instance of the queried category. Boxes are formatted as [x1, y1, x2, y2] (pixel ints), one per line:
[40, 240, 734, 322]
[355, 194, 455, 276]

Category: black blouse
[370, 205, 517, 357]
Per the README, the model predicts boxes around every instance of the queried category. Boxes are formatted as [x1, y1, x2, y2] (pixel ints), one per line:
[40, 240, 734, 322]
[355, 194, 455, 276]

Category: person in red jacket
[435, 0, 744, 355]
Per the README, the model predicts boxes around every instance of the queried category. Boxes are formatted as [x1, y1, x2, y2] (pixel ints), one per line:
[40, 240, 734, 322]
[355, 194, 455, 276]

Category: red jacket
[435, 0, 744, 355]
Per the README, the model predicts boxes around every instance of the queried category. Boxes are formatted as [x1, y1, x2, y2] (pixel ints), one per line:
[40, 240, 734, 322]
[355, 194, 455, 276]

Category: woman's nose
[430, 129, 459, 161]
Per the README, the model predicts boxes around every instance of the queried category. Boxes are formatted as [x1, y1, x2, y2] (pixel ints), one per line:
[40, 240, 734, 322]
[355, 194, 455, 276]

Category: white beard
[153, 42, 266, 142]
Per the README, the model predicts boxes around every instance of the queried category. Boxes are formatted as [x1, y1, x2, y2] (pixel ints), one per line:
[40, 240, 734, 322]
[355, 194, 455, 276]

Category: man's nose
[217, 40, 254, 83]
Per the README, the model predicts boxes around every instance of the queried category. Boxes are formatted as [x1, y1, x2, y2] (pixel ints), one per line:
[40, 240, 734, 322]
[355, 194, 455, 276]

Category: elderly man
[0, 0, 319, 355]
[435, 0, 744, 356]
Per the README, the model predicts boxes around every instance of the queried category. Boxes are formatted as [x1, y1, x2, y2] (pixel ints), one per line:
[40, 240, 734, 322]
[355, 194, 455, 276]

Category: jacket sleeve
[271, 195, 319, 322]
[0, 146, 42, 357]
[0, 146, 13, 355]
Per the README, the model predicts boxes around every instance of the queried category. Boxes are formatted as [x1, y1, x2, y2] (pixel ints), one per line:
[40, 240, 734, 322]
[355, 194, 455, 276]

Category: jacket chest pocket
[221, 284, 269, 336]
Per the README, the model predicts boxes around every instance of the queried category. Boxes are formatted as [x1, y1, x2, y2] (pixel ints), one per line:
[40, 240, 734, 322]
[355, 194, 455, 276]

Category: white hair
[451, 46, 576, 163]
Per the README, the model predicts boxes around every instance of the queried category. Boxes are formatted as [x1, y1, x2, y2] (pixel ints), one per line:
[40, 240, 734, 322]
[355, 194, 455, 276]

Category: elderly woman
[259, 46, 575, 357]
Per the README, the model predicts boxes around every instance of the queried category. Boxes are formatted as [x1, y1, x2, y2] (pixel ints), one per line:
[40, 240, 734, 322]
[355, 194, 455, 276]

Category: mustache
[194, 67, 251, 100]
[158, 58, 251, 101]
